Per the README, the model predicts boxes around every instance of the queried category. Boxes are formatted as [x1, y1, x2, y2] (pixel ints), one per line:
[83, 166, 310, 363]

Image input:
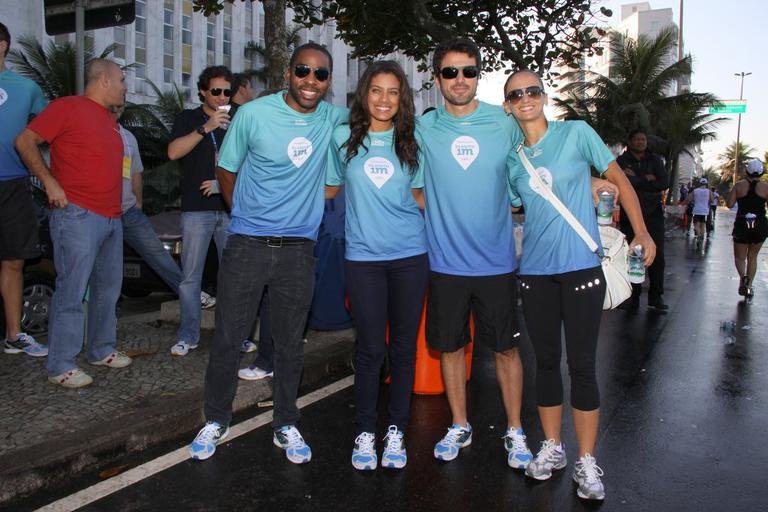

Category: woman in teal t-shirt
[326, 61, 427, 471]
[504, 70, 655, 501]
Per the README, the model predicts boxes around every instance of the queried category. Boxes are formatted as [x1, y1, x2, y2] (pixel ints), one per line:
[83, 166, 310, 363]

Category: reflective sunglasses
[505, 86, 545, 103]
[294, 64, 331, 82]
[209, 88, 232, 97]
[439, 66, 479, 80]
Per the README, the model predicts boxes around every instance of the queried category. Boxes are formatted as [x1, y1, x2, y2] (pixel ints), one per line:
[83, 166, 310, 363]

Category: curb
[0, 333, 354, 507]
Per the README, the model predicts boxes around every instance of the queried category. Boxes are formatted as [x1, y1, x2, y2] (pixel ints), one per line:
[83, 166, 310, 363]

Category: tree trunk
[667, 154, 680, 205]
[263, 0, 288, 91]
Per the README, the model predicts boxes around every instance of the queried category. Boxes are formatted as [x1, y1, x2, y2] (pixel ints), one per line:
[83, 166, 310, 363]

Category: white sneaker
[171, 340, 198, 356]
[503, 427, 533, 469]
[273, 425, 312, 464]
[381, 425, 407, 469]
[351, 432, 377, 470]
[573, 454, 605, 500]
[200, 292, 216, 309]
[238, 365, 273, 380]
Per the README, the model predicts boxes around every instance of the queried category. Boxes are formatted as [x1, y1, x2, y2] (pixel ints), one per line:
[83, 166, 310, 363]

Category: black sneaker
[738, 276, 749, 296]
[648, 297, 669, 311]
[617, 297, 640, 310]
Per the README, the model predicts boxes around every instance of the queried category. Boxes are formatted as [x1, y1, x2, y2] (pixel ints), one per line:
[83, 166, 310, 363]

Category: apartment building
[2, 0, 441, 111]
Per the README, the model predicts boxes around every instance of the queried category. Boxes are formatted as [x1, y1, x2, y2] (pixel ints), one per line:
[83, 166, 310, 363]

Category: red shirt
[28, 96, 123, 218]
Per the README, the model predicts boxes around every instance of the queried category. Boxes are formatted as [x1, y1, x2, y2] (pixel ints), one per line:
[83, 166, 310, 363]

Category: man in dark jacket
[618, 128, 669, 310]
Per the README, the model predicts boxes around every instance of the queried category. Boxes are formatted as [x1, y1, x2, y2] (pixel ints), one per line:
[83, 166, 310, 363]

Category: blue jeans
[122, 205, 182, 293]
[47, 204, 123, 376]
[204, 235, 316, 428]
[177, 210, 229, 344]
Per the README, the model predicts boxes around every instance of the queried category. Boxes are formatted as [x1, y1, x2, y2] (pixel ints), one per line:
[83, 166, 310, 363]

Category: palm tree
[554, 26, 725, 201]
[718, 142, 755, 184]
[654, 93, 724, 200]
[7, 35, 116, 99]
[120, 79, 185, 169]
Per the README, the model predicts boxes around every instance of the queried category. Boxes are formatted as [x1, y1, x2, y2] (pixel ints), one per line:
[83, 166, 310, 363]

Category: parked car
[18, 183, 218, 334]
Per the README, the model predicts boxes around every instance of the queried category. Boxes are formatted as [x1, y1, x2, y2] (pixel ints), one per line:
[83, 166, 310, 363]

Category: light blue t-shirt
[327, 124, 426, 261]
[217, 92, 348, 240]
[415, 102, 522, 276]
[508, 120, 615, 275]
[0, 70, 48, 180]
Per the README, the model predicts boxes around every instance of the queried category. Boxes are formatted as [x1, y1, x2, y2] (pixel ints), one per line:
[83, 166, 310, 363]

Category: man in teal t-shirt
[0, 21, 49, 358]
[414, 38, 533, 469]
[190, 43, 347, 464]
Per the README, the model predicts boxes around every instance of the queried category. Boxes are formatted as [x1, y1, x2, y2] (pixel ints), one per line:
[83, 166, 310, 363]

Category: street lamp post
[733, 71, 751, 186]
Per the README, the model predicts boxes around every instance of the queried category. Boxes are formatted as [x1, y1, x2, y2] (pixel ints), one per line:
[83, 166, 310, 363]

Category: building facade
[3, 0, 441, 112]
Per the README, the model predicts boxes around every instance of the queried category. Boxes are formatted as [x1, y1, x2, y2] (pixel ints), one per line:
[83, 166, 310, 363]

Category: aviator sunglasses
[505, 86, 545, 103]
[209, 88, 232, 97]
[439, 65, 479, 80]
[294, 64, 331, 82]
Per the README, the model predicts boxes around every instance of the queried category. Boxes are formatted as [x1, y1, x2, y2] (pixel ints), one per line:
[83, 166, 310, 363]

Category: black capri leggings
[519, 266, 605, 411]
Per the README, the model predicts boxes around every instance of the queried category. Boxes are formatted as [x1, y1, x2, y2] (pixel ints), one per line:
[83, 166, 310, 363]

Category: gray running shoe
[525, 439, 567, 480]
[573, 454, 605, 500]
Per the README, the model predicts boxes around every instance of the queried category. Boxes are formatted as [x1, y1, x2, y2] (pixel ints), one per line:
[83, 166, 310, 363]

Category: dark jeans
[204, 235, 316, 428]
[346, 253, 429, 434]
[252, 290, 274, 372]
[621, 210, 665, 301]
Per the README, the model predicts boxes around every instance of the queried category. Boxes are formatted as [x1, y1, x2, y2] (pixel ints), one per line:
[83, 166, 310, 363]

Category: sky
[477, 0, 767, 169]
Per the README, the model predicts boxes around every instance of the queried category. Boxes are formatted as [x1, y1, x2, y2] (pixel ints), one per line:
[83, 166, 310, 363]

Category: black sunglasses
[294, 64, 331, 82]
[505, 86, 545, 103]
[209, 88, 232, 97]
[439, 66, 479, 80]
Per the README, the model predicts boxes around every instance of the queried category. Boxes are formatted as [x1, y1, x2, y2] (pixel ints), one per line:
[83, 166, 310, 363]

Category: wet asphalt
[29, 210, 768, 511]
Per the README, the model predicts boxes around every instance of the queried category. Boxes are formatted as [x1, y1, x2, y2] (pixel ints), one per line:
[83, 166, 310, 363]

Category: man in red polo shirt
[15, 59, 132, 388]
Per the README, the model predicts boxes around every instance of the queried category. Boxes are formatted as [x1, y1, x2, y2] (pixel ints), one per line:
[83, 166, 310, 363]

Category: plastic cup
[597, 191, 615, 225]
[218, 105, 231, 129]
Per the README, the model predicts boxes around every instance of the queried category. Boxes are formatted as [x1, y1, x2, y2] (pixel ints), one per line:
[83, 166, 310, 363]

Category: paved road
[21, 210, 768, 511]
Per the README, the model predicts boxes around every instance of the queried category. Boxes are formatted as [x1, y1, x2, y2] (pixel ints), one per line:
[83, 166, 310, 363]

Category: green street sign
[709, 100, 747, 114]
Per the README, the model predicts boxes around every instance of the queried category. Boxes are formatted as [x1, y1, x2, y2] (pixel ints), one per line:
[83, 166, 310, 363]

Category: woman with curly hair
[326, 61, 426, 471]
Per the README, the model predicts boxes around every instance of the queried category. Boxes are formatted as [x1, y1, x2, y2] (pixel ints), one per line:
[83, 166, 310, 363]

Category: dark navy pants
[346, 253, 429, 434]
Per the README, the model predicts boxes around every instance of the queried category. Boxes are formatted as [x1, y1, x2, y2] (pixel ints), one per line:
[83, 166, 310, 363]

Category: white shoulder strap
[516, 144, 599, 253]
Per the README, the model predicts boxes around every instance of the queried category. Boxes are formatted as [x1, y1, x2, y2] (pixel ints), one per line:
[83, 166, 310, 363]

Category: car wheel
[121, 288, 152, 298]
[22, 272, 55, 334]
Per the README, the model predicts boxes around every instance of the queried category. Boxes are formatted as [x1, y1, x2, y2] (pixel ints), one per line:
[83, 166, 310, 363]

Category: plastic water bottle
[627, 245, 645, 284]
[597, 191, 615, 225]
[720, 320, 736, 344]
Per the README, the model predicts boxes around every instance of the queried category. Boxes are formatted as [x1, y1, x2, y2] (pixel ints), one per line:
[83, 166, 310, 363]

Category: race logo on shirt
[363, 157, 394, 189]
[370, 139, 386, 147]
[451, 136, 479, 170]
[287, 137, 313, 168]
[529, 166, 554, 195]
[0, 88, 8, 107]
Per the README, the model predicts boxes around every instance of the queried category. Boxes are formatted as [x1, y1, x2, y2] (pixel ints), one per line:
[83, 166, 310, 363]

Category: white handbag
[516, 145, 632, 310]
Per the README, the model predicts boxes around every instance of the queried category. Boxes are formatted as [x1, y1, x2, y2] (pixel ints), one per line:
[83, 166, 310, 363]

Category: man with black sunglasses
[167, 65, 233, 358]
[189, 43, 347, 464]
[415, 38, 533, 469]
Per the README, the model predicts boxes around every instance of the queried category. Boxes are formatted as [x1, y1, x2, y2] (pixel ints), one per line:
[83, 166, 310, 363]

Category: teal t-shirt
[508, 120, 615, 275]
[217, 92, 348, 240]
[0, 70, 48, 180]
[326, 124, 426, 261]
[415, 102, 522, 276]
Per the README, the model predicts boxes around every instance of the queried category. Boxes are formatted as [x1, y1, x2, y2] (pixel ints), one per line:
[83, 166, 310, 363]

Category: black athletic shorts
[426, 271, 520, 353]
[732, 217, 768, 245]
[693, 214, 708, 223]
[0, 177, 40, 261]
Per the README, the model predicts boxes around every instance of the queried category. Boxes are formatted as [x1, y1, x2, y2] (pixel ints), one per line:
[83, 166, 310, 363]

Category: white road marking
[37, 375, 355, 512]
